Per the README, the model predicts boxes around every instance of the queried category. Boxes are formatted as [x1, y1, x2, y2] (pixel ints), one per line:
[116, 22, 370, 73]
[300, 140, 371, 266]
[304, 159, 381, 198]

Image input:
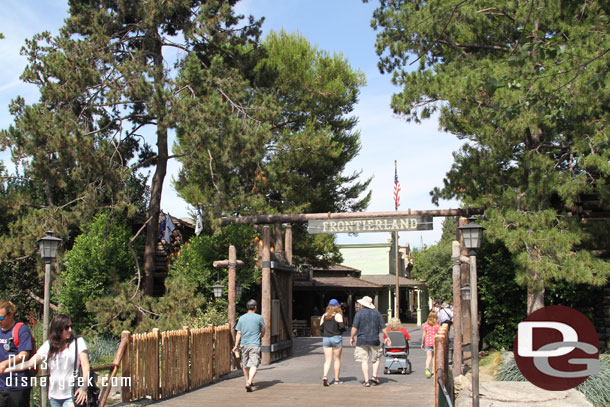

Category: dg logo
[514, 305, 600, 390]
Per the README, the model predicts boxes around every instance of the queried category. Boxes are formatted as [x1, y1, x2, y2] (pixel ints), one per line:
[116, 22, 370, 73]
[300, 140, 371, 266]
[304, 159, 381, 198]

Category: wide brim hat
[357, 296, 375, 309]
[441, 302, 450, 308]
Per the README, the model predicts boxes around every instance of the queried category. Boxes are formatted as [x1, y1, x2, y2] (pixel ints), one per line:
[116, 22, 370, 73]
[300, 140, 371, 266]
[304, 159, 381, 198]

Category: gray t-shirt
[352, 308, 385, 346]
[235, 312, 265, 346]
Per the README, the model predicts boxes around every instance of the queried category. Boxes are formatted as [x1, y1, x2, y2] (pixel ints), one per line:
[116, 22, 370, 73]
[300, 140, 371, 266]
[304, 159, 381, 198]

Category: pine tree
[1, 1, 263, 295]
[369, 0, 610, 312]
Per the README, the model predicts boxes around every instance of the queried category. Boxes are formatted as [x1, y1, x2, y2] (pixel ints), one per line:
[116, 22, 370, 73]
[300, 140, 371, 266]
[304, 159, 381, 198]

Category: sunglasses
[0, 313, 11, 321]
[64, 325, 72, 331]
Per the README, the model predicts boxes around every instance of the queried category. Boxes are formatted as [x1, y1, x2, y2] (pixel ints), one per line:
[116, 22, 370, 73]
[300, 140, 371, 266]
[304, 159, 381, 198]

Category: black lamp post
[37, 231, 62, 407]
[458, 218, 485, 407]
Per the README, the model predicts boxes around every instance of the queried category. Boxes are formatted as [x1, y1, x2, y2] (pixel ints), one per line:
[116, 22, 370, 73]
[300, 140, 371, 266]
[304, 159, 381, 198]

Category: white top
[36, 337, 88, 399]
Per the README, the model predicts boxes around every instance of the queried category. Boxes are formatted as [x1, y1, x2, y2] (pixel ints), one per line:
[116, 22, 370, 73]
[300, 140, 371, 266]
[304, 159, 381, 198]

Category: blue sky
[0, 0, 464, 249]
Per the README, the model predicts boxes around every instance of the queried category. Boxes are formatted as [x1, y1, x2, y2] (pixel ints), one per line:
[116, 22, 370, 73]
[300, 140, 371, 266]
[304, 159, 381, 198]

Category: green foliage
[174, 30, 370, 267]
[87, 335, 120, 366]
[0, 257, 43, 321]
[411, 244, 452, 302]
[59, 212, 136, 332]
[370, 0, 610, 309]
[477, 240, 527, 350]
[88, 224, 257, 335]
[411, 218, 456, 302]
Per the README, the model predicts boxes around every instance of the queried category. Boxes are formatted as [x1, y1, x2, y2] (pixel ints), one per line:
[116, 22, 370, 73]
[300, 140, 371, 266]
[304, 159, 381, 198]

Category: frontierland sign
[307, 215, 433, 234]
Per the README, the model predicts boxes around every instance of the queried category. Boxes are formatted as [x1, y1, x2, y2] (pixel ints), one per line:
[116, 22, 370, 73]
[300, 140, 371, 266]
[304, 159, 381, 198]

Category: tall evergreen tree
[369, 0, 610, 312]
[1, 0, 263, 295]
[175, 30, 371, 264]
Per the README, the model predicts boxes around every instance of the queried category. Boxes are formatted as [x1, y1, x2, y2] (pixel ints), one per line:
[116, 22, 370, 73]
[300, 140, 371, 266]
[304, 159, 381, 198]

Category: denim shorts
[424, 346, 434, 351]
[322, 335, 343, 348]
[50, 398, 75, 407]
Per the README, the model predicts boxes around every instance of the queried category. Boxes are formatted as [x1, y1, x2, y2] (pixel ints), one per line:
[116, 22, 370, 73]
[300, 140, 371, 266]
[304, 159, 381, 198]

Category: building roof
[311, 264, 361, 273]
[294, 276, 383, 289]
[359, 275, 425, 287]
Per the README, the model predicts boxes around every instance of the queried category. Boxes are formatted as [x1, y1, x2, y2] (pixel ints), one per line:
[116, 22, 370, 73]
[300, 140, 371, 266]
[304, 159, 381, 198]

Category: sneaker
[425, 368, 432, 378]
[332, 379, 343, 384]
[323, 377, 329, 387]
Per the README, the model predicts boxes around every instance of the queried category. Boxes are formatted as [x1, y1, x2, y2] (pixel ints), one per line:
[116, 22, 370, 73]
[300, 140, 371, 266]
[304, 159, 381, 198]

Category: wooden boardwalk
[150, 325, 435, 407]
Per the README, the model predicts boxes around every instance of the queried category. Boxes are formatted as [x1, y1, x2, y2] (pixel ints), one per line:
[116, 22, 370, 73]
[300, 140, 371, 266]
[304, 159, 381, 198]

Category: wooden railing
[434, 324, 451, 407]
[97, 323, 233, 406]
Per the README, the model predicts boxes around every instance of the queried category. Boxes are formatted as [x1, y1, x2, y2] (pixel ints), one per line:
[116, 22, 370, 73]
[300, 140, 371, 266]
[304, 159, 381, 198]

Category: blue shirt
[352, 308, 385, 347]
[0, 323, 33, 390]
[235, 312, 265, 346]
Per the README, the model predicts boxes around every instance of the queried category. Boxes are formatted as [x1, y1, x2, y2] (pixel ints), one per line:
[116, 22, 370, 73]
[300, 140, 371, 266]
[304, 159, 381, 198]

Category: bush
[59, 212, 136, 332]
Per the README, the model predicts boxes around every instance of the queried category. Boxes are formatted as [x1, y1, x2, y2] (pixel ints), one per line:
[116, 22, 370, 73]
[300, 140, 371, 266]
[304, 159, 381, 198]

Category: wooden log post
[452, 240, 463, 377]
[458, 217, 472, 367]
[212, 246, 244, 370]
[284, 224, 293, 353]
[120, 331, 131, 403]
[261, 226, 272, 365]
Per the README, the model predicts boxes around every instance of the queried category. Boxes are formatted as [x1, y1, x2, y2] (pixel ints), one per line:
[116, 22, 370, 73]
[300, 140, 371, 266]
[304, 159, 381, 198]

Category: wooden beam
[220, 208, 484, 225]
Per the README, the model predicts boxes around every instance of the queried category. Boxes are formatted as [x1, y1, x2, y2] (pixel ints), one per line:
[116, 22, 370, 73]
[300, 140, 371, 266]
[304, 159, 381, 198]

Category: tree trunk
[526, 269, 545, 314]
[142, 33, 169, 296]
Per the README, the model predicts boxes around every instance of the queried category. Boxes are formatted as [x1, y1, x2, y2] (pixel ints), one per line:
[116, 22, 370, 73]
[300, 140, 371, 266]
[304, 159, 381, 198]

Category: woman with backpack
[3, 314, 91, 407]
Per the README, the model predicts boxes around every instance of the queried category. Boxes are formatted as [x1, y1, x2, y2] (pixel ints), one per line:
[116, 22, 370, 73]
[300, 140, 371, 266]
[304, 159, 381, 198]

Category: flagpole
[394, 160, 400, 320]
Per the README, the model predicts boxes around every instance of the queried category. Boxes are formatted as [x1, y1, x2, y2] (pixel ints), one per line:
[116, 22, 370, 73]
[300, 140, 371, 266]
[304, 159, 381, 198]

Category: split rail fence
[97, 324, 233, 407]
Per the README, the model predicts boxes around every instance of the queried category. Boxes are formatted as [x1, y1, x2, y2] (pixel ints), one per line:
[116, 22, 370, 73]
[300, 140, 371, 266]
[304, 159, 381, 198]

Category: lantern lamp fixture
[212, 281, 224, 298]
[457, 217, 485, 252]
[38, 231, 62, 263]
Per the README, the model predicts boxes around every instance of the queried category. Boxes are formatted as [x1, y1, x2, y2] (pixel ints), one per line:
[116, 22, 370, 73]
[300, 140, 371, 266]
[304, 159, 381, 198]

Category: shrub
[59, 212, 136, 332]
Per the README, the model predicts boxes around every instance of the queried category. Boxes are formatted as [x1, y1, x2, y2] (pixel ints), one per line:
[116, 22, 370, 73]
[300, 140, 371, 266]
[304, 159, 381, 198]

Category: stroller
[383, 330, 412, 374]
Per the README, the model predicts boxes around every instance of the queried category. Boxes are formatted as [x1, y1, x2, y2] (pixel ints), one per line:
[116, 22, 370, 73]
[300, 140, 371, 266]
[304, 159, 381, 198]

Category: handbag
[72, 338, 100, 407]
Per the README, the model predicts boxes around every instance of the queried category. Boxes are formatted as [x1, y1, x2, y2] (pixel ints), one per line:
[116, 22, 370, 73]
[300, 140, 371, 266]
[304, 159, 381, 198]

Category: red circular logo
[513, 305, 600, 391]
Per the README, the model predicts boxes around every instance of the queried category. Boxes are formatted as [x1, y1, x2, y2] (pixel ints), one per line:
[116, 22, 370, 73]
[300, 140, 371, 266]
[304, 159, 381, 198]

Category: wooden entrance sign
[307, 215, 433, 234]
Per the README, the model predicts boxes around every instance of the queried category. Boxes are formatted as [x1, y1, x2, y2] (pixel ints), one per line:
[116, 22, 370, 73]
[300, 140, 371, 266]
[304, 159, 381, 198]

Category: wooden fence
[99, 323, 234, 405]
[434, 324, 452, 407]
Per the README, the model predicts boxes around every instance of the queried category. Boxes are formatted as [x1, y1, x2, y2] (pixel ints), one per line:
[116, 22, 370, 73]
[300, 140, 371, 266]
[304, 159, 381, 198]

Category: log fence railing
[434, 324, 452, 407]
[96, 323, 233, 406]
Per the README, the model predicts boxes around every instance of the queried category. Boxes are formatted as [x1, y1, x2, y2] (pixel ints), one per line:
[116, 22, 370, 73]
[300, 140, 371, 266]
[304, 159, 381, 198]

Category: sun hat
[357, 296, 375, 309]
[441, 302, 450, 308]
[328, 299, 339, 307]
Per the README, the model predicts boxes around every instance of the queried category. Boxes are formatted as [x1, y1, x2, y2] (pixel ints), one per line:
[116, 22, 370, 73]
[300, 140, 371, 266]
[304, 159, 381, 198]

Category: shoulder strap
[73, 338, 78, 376]
[12, 322, 24, 346]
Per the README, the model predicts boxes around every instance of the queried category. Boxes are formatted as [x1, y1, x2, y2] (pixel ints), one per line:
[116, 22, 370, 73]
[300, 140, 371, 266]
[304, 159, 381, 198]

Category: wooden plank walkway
[150, 325, 435, 407]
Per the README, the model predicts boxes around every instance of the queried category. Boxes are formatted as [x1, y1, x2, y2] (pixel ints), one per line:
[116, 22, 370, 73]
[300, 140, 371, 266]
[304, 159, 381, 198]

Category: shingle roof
[294, 276, 383, 289]
[359, 275, 425, 287]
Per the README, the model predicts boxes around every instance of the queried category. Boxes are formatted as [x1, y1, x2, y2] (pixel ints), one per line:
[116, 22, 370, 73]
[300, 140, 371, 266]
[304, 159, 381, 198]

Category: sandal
[245, 381, 253, 392]
[363, 381, 370, 387]
[370, 376, 380, 385]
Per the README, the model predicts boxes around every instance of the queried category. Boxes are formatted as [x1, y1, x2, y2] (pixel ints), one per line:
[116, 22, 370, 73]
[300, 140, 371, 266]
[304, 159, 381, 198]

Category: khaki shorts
[241, 345, 261, 368]
[354, 345, 383, 363]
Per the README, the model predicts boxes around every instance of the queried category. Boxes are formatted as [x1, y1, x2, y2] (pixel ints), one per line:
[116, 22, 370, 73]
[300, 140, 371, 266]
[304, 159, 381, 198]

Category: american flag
[393, 161, 400, 210]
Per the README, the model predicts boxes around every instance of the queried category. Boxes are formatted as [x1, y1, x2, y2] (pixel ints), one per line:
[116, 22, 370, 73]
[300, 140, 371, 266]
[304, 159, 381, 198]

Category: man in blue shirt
[350, 296, 391, 387]
[0, 302, 33, 407]
[233, 299, 265, 392]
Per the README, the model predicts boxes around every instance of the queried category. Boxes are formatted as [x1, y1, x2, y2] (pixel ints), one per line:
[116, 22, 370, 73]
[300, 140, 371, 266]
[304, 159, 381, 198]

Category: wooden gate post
[452, 241, 463, 376]
[458, 217, 472, 366]
[261, 226, 272, 365]
[120, 331, 131, 403]
[213, 246, 244, 369]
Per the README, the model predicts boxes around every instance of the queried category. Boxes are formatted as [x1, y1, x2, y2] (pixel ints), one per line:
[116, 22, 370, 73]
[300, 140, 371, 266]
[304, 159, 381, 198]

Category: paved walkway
[150, 325, 435, 407]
